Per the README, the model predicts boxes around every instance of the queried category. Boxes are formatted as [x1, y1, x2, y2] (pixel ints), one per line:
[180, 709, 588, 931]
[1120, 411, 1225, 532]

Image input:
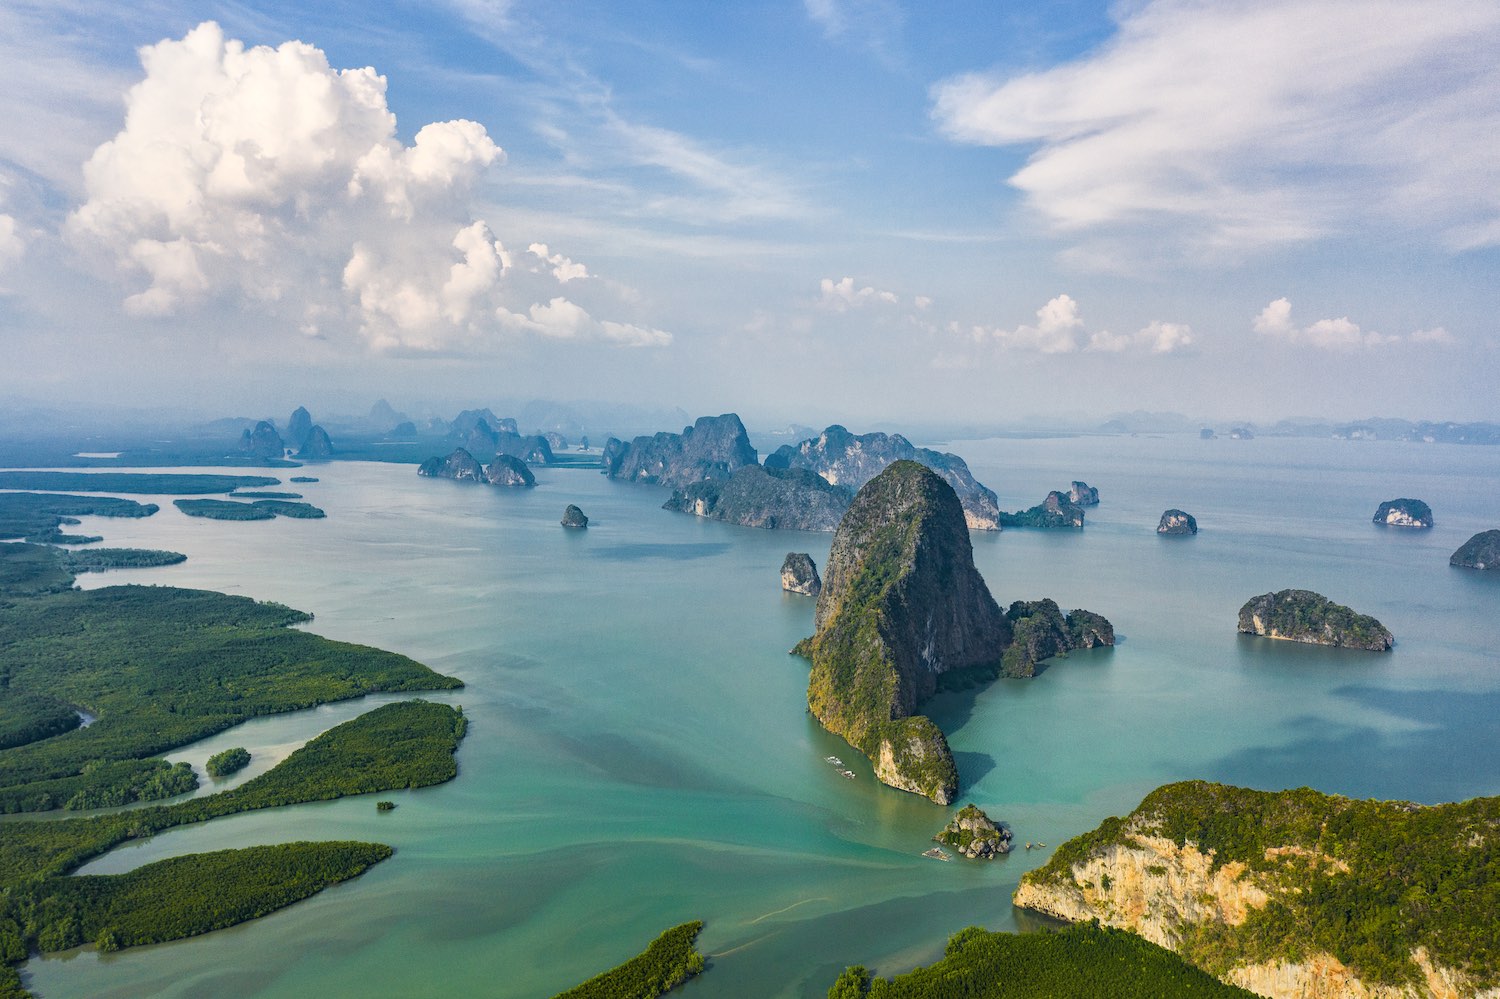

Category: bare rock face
[1237, 589, 1392, 651]
[485, 454, 536, 487]
[418, 448, 485, 482]
[764, 425, 1001, 530]
[934, 804, 1013, 859]
[1373, 498, 1432, 528]
[1451, 529, 1500, 569]
[602, 413, 758, 490]
[561, 504, 588, 528]
[804, 461, 1009, 804]
[1158, 509, 1198, 535]
[1069, 481, 1100, 506]
[297, 425, 333, 458]
[780, 552, 821, 596]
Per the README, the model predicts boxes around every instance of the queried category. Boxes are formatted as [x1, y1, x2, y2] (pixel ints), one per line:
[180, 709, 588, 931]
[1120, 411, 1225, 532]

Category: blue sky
[0, 0, 1495, 426]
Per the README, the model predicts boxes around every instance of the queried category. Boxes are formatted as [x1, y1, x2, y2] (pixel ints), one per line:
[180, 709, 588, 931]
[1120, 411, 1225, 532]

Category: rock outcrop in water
[1237, 589, 1392, 651]
[417, 448, 485, 482]
[561, 504, 589, 529]
[998, 491, 1086, 529]
[496, 431, 554, 465]
[1068, 481, 1099, 506]
[803, 462, 1010, 804]
[297, 426, 333, 458]
[1451, 530, 1500, 569]
[1372, 498, 1432, 528]
[764, 425, 1001, 530]
[934, 804, 1012, 859]
[1157, 509, 1197, 535]
[602, 414, 758, 490]
[484, 454, 535, 487]
[1001, 600, 1115, 678]
[662, 465, 851, 531]
[780, 552, 821, 596]
[239, 420, 286, 460]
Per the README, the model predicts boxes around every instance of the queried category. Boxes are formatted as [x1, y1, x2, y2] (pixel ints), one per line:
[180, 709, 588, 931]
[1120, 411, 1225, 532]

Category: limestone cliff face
[805, 461, 1008, 804]
[495, 431, 554, 465]
[287, 406, 313, 450]
[764, 425, 1001, 530]
[1069, 481, 1100, 506]
[1014, 782, 1500, 999]
[662, 465, 851, 531]
[484, 454, 535, 487]
[602, 414, 758, 490]
[1237, 589, 1393, 651]
[781, 552, 821, 596]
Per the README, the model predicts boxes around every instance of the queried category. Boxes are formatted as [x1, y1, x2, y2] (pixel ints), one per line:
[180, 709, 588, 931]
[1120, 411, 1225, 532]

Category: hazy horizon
[1, 3, 1496, 424]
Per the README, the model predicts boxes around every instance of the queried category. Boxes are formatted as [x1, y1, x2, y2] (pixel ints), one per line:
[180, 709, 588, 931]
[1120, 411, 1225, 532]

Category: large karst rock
[663, 465, 852, 531]
[239, 420, 286, 460]
[764, 425, 1001, 530]
[1237, 589, 1392, 651]
[287, 406, 313, 451]
[780, 552, 821, 596]
[417, 448, 485, 482]
[1157, 509, 1198, 535]
[999, 490, 1086, 529]
[803, 461, 1011, 804]
[484, 454, 535, 487]
[297, 425, 333, 458]
[602, 413, 758, 490]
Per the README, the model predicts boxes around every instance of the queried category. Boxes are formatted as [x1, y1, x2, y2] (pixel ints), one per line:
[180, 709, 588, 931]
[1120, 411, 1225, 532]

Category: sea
[17, 433, 1500, 998]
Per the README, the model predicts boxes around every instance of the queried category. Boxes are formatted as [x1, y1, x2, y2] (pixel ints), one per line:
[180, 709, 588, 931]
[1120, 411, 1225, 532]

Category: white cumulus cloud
[498, 297, 671, 348]
[528, 242, 589, 283]
[63, 21, 669, 353]
[819, 276, 899, 311]
[0, 214, 26, 272]
[931, 0, 1500, 256]
[1253, 298, 1446, 349]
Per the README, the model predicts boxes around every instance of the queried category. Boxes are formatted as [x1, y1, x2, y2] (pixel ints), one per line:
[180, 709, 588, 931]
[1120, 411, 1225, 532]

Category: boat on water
[839, 769, 856, 779]
[824, 756, 843, 766]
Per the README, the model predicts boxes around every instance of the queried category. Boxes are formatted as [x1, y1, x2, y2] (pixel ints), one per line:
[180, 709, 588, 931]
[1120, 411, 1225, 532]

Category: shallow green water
[19, 435, 1500, 998]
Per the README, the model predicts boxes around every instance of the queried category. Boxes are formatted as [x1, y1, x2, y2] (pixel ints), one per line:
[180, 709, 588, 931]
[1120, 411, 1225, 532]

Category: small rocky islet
[1157, 509, 1198, 535]
[1372, 497, 1432, 528]
[780, 552, 820, 596]
[1237, 589, 1393, 651]
[933, 804, 1012, 859]
[561, 505, 589, 529]
[1450, 529, 1500, 569]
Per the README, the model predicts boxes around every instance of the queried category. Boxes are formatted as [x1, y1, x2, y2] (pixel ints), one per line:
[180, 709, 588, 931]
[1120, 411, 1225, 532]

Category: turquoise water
[19, 435, 1500, 998]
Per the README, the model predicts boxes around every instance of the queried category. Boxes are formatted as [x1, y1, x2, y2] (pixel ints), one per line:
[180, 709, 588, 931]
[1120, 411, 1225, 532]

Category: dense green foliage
[206, 746, 251, 777]
[1237, 589, 1392, 650]
[0, 543, 75, 594]
[61, 548, 186, 572]
[289, 476, 319, 483]
[552, 921, 705, 999]
[1024, 781, 1500, 989]
[0, 700, 465, 892]
[0, 472, 279, 494]
[15, 842, 392, 954]
[0, 583, 459, 812]
[0, 494, 159, 543]
[229, 491, 302, 499]
[0, 689, 80, 749]
[996, 491, 1086, 529]
[173, 498, 326, 520]
[999, 600, 1114, 678]
[828, 923, 1255, 998]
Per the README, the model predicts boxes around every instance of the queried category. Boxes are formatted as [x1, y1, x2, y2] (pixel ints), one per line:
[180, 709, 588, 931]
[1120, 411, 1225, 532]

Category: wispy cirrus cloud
[931, 0, 1500, 258]
[804, 0, 905, 61]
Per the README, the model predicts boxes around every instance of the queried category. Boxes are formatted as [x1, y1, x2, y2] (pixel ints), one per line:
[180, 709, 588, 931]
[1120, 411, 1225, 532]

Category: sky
[0, 0, 1496, 428]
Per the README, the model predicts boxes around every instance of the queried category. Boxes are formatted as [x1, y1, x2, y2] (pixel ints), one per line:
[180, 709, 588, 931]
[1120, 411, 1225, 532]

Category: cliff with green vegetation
[763, 425, 1001, 530]
[998, 491, 1086, 529]
[1001, 600, 1114, 678]
[803, 462, 1009, 804]
[601, 413, 758, 490]
[552, 921, 705, 999]
[662, 464, 853, 530]
[1237, 589, 1393, 651]
[1451, 530, 1500, 570]
[827, 922, 1256, 998]
[1014, 781, 1500, 998]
